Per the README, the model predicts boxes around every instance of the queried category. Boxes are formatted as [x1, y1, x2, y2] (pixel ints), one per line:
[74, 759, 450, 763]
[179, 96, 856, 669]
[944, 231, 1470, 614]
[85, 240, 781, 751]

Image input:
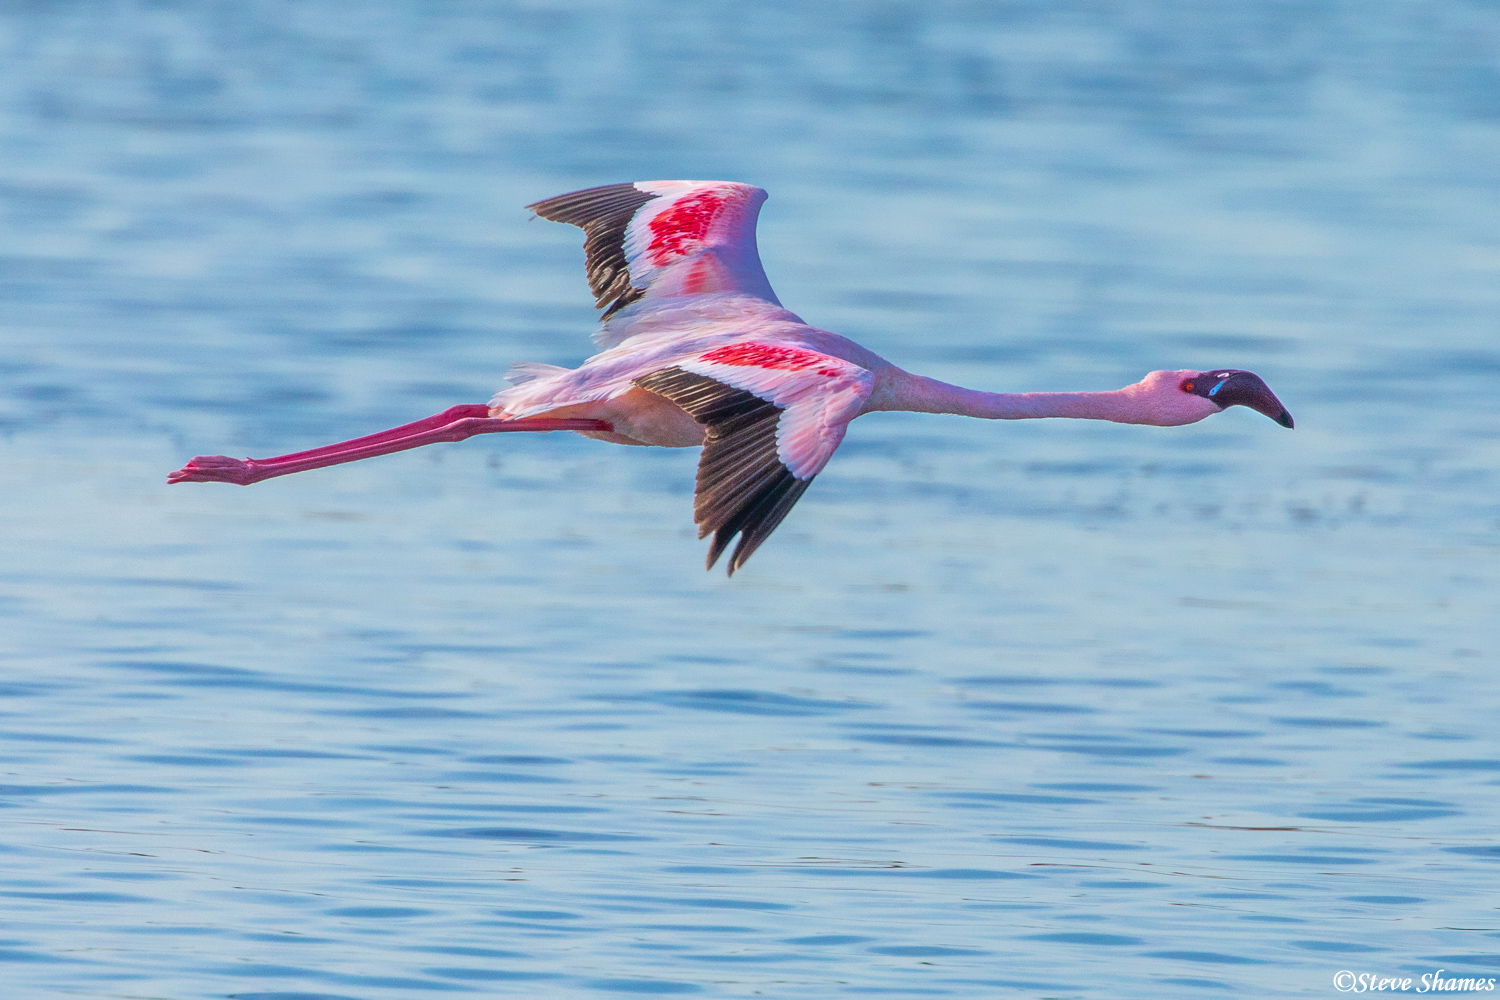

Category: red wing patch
[680, 255, 721, 295]
[699, 343, 844, 377]
[647, 188, 727, 265]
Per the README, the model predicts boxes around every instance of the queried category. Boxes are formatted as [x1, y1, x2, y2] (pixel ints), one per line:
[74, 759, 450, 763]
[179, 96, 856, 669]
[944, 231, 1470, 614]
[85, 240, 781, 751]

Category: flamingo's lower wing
[634, 366, 811, 573]
[634, 345, 874, 574]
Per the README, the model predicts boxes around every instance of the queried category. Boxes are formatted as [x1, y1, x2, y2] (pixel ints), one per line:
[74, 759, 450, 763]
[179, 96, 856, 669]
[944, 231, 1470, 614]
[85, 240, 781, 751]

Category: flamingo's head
[1135, 369, 1294, 428]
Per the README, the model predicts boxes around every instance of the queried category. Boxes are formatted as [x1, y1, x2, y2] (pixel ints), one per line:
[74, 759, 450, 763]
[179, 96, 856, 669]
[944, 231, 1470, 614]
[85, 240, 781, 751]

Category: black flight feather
[634, 366, 815, 574]
[527, 183, 656, 319]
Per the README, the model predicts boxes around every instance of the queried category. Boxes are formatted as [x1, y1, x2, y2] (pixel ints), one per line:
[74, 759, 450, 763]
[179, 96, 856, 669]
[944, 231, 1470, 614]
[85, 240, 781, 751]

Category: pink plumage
[170, 181, 1293, 574]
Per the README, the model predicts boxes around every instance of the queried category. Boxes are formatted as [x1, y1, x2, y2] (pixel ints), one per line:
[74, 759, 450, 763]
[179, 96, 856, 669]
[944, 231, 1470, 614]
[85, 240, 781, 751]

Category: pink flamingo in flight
[170, 181, 1293, 574]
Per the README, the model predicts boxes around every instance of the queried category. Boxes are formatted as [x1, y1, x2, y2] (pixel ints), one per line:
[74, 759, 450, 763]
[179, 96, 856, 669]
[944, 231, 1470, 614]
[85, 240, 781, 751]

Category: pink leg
[168, 407, 613, 486]
[236, 404, 494, 466]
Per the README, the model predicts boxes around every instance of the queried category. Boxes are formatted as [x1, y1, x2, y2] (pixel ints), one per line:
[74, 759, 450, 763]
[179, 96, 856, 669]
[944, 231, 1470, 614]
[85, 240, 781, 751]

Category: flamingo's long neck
[875, 373, 1152, 425]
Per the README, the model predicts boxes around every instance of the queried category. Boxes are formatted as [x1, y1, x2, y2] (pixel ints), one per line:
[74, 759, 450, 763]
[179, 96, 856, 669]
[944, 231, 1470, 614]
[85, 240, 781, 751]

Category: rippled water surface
[3, 2, 1499, 997]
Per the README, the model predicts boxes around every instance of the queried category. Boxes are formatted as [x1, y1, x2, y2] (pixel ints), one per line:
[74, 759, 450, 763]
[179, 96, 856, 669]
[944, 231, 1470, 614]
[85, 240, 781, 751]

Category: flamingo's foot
[168, 455, 259, 485]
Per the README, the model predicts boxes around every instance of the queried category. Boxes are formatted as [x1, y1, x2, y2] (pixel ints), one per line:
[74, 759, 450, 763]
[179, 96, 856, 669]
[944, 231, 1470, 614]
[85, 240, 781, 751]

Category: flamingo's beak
[1193, 370, 1293, 428]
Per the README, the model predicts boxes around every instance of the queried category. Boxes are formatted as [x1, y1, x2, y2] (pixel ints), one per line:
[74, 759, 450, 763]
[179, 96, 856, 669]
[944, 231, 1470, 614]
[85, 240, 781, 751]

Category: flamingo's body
[171, 181, 1293, 573]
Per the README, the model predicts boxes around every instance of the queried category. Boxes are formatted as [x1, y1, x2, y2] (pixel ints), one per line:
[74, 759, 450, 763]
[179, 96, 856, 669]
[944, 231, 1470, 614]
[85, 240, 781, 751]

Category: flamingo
[169, 181, 1293, 574]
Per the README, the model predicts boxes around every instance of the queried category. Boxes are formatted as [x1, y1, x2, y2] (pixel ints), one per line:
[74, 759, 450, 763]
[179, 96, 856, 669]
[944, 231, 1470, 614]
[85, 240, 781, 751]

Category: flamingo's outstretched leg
[168, 406, 612, 486]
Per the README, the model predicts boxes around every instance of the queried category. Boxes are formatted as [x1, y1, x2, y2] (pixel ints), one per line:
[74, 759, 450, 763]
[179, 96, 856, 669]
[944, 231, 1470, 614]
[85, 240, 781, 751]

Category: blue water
[3, 2, 1499, 997]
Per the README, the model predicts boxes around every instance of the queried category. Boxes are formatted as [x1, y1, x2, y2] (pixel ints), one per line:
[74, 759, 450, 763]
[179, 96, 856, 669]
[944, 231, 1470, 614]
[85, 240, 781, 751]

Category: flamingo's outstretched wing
[635, 344, 873, 575]
[527, 181, 782, 321]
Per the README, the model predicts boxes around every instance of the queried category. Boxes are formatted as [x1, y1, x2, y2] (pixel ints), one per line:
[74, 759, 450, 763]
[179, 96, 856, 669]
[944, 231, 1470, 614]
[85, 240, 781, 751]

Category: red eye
[1181, 380, 1196, 393]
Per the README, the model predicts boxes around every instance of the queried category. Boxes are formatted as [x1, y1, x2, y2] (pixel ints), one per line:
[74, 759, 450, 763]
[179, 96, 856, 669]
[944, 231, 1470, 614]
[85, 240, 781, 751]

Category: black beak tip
[1190, 370, 1292, 429]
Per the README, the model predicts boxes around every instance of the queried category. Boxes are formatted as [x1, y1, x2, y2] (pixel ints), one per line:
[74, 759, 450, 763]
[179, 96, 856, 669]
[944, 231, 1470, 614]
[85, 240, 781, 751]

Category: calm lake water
[3, 2, 1499, 997]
